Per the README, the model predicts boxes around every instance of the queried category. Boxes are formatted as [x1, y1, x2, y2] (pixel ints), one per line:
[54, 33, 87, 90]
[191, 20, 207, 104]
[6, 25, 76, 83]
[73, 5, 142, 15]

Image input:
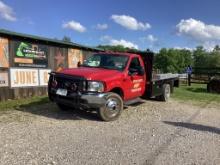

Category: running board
[124, 97, 143, 106]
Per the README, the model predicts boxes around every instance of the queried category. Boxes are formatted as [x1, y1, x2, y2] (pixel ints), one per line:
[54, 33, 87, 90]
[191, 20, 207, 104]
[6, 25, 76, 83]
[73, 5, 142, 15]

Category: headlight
[87, 81, 104, 92]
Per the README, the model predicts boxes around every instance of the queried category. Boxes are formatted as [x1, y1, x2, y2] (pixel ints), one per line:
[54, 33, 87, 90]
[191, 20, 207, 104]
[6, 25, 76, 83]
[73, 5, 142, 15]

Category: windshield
[82, 54, 129, 71]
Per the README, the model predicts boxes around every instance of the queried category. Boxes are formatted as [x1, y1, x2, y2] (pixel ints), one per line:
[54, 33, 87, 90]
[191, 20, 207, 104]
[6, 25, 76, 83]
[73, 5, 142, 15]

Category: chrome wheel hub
[106, 99, 118, 111]
[165, 86, 170, 98]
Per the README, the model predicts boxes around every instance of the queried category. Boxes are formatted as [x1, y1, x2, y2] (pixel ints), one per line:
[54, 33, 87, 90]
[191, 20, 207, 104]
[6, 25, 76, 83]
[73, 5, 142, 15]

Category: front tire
[98, 92, 123, 121]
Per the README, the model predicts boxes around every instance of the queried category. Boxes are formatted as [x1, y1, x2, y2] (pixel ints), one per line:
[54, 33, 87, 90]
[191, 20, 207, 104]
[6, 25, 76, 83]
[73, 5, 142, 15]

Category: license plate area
[56, 88, 68, 96]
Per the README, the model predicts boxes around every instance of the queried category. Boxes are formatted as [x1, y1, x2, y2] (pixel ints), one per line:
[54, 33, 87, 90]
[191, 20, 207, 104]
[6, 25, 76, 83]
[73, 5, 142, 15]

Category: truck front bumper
[49, 89, 107, 109]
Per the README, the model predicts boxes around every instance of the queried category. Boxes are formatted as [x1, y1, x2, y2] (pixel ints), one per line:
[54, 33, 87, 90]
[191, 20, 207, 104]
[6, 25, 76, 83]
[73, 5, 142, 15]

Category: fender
[104, 74, 126, 94]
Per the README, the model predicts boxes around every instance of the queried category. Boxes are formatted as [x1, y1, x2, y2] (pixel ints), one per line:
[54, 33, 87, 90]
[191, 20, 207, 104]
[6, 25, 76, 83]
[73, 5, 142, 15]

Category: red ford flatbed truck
[48, 51, 179, 121]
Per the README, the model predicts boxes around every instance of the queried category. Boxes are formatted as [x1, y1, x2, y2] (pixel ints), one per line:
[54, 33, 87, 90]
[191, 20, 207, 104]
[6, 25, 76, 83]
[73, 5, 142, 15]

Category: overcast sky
[1, 0, 220, 51]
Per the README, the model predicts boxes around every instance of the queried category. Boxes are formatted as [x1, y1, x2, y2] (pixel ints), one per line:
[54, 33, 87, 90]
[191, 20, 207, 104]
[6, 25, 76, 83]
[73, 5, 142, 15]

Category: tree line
[155, 46, 220, 73]
[97, 45, 220, 73]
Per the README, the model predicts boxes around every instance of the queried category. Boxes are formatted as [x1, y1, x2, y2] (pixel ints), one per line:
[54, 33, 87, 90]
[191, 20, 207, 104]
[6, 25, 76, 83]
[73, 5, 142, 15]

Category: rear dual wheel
[98, 92, 123, 122]
[157, 84, 171, 102]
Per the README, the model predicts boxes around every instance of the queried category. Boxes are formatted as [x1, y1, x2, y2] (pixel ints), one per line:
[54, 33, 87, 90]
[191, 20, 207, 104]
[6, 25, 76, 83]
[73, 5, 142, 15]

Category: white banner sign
[39, 69, 51, 86]
[10, 68, 39, 87]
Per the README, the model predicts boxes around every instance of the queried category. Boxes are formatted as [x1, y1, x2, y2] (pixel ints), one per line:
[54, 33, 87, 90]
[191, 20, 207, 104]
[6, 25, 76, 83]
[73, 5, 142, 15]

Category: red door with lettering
[123, 56, 145, 100]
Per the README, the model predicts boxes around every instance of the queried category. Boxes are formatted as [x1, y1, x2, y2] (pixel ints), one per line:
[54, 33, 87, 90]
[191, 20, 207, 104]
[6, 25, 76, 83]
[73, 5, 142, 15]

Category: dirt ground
[0, 99, 219, 165]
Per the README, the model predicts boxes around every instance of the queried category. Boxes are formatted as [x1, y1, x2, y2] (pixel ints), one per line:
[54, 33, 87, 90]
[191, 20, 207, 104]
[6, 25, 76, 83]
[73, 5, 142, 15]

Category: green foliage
[155, 45, 220, 73]
[193, 45, 220, 68]
[96, 44, 220, 73]
[96, 45, 138, 52]
[154, 48, 193, 73]
[0, 96, 49, 111]
[193, 46, 209, 68]
[62, 36, 71, 43]
[208, 46, 220, 68]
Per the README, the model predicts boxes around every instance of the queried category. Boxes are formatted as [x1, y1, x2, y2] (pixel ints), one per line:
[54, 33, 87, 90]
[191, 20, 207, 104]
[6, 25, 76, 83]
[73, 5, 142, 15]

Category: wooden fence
[188, 67, 220, 86]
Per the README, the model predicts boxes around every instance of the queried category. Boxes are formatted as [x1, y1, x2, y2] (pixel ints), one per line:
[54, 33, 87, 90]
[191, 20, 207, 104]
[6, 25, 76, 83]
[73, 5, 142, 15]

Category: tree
[154, 48, 193, 73]
[213, 45, 220, 52]
[62, 36, 71, 43]
[193, 46, 209, 68]
[96, 45, 138, 52]
[178, 49, 193, 72]
[209, 47, 220, 68]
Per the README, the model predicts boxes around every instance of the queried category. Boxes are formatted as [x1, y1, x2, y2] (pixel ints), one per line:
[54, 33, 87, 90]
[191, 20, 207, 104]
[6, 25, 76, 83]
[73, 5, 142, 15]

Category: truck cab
[48, 51, 177, 121]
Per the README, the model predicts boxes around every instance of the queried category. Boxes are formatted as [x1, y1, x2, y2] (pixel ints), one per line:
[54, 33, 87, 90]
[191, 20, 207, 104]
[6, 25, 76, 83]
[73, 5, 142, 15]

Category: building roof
[0, 29, 102, 51]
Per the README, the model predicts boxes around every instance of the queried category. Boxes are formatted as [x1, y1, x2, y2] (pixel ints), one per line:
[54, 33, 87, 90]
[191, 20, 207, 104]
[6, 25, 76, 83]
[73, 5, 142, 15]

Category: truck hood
[60, 67, 122, 80]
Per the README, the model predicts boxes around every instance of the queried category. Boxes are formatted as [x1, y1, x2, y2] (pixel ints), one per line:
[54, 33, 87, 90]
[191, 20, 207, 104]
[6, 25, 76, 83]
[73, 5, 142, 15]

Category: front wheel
[98, 92, 123, 121]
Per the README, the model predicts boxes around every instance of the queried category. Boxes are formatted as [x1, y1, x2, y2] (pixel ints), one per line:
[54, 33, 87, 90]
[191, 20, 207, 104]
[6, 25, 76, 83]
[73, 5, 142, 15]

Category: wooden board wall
[0, 36, 98, 102]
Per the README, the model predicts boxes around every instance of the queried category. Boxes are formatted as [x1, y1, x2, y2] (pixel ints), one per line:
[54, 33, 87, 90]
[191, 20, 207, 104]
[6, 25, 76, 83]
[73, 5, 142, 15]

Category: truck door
[124, 57, 146, 100]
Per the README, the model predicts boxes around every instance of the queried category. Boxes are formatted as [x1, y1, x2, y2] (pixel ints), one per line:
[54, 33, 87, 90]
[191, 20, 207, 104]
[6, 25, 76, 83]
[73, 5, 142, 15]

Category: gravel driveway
[0, 99, 219, 165]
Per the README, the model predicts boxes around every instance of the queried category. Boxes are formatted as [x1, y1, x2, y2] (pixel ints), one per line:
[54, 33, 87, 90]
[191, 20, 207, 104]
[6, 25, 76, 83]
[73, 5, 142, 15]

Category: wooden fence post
[188, 74, 191, 86]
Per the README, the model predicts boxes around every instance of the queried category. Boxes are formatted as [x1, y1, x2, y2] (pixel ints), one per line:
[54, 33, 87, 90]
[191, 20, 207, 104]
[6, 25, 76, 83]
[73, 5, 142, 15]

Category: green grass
[0, 96, 49, 112]
[0, 84, 220, 112]
[172, 83, 220, 105]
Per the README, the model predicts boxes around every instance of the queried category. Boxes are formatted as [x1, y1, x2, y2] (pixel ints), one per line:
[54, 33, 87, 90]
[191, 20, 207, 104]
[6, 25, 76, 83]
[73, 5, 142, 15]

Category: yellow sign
[14, 58, 33, 64]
